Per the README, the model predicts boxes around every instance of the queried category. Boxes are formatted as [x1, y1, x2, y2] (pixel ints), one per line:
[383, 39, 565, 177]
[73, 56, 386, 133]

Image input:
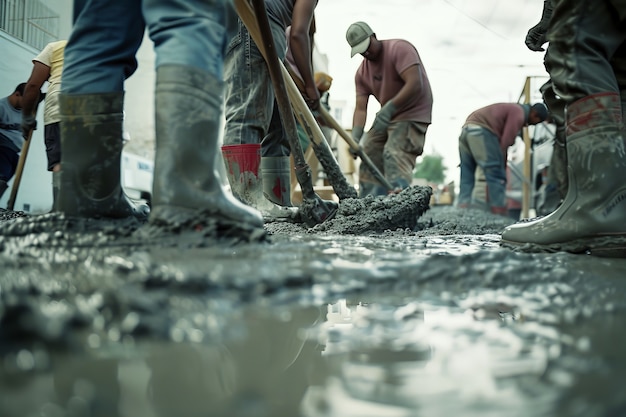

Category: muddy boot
[150, 64, 263, 230]
[51, 171, 60, 212]
[58, 93, 148, 219]
[221, 143, 264, 207]
[502, 93, 626, 256]
[260, 156, 299, 221]
[0, 179, 7, 200]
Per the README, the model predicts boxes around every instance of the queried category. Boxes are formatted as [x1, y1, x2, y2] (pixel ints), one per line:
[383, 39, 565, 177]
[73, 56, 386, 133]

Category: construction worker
[222, 0, 318, 216]
[457, 102, 548, 215]
[502, 0, 626, 256]
[58, 0, 263, 234]
[21, 39, 67, 209]
[0, 83, 26, 200]
[346, 21, 433, 197]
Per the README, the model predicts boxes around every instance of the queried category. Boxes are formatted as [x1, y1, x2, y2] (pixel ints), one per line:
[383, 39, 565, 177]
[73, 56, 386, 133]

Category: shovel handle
[318, 107, 395, 192]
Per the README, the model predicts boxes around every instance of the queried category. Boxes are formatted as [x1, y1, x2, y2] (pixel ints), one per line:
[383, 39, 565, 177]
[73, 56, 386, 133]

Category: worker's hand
[21, 114, 37, 138]
[370, 101, 397, 133]
[525, 0, 553, 51]
[304, 85, 320, 111]
[349, 126, 364, 159]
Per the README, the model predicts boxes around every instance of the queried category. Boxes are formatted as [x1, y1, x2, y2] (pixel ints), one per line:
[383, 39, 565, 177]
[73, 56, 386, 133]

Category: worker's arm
[290, 0, 319, 109]
[22, 61, 49, 117]
[370, 64, 421, 133]
[392, 64, 422, 110]
[351, 93, 369, 142]
[21, 61, 50, 136]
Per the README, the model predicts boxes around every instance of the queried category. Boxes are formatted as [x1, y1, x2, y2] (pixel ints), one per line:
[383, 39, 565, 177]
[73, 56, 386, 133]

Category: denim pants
[457, 125, 507, 208]
[222, 19, 291, 157]
[62, 0, 235, 94]
[0, 146, 19, 182]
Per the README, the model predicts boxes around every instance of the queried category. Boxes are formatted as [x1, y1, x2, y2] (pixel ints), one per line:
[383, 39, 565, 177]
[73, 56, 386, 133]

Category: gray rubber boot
[149, 64, 263, 229]
[261, 156, 292, 206]
[51, 171, 60, 212]
[502, 93, 626, 256]
[57, 93, 148, 219]
[0, 179, 7, 200]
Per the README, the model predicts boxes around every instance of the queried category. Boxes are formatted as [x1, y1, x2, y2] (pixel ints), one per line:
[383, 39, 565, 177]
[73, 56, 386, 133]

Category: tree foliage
[413, 154, 447, 183]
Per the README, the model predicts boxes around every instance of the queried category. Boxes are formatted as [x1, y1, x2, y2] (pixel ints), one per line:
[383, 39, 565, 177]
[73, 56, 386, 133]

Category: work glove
[370, 101, 397, 134]
[525, 0, 553, 52]
[21, 114, 37, 138]
[349, 126, 364, 159]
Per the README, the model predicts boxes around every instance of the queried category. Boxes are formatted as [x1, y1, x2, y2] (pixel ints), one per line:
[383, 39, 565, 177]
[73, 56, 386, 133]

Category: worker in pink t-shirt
[346, 21, 433, 197]
[457, 102, 548, 215]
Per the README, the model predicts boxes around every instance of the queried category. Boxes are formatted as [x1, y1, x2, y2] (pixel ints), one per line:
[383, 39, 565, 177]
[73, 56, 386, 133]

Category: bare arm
[22, 61, 49, 116]
[387, 64, 421, 110]
[352, 94, 369, 131]
[290, 0, 319, 108]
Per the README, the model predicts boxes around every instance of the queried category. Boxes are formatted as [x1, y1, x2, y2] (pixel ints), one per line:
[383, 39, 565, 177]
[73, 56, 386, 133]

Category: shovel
[283, 63, 394, 193]
[237, 0, 337, 226]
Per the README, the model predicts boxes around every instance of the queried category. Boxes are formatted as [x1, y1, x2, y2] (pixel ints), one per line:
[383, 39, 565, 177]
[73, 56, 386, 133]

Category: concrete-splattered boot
[261, 156, 292, 206]
[57, 93, 148, 219]
[150, 64, 263, 230]
[51, 171, 60, 212]
[260, 156, 299, 221]
[501, 93, 626, 256]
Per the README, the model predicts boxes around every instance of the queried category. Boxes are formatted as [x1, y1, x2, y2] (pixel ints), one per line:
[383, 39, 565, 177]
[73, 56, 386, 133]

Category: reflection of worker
[146, 307, 320, 416]
[525, 1, 568, 210]
[222, 0, 318, 214]
[0, 84, 26, 200]
[58, 0, 262, 233]
[457, 102, 548, 215]
[502, 0, 626, 255]
[346, 21, 433, 197]
[21, 40, 67, 209]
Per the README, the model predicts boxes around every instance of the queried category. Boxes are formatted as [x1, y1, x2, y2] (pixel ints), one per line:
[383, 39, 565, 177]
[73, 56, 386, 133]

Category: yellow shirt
[33, 39, 67, 125]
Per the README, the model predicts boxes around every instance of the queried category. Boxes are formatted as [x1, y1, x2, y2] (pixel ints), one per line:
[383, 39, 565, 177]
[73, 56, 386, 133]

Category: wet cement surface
[1, 187, 626, 417]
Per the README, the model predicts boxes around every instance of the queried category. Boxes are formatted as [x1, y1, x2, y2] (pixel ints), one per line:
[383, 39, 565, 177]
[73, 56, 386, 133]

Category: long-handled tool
[7, 129, 34, 210]
[283, 61, 393, 193]
[317, 106, 395, 192]
[235, 0, 357, 201]
[240, 0, 338, 226]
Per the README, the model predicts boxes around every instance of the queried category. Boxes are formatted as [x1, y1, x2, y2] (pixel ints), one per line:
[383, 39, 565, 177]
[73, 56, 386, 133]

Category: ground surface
[1, 190, 625, 417]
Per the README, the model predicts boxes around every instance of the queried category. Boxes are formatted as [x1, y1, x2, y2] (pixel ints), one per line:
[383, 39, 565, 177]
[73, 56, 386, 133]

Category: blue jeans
[62, 0, 236, 94]
[458, 125, 507, 208]
[222, 19, 290, 157]
[0, 146, 19, 182]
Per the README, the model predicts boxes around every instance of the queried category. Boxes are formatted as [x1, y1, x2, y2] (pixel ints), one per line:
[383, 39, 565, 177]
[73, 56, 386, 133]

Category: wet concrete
[1, 192, 626, 417]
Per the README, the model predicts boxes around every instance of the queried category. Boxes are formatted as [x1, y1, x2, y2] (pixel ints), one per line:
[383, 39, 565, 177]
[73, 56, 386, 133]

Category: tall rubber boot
[221, 143, 263, 208]
[51, 171, 60, 212]
[0, 179, 7, 200]
[150, 64, 263, 229]
[502, 93, 626, 256]
[57, 93, 148, 219]
[261, 156, 292, 206]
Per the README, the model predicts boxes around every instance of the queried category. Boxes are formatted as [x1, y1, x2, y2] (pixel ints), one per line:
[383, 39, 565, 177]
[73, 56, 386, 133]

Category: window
[0, 0, 59, 50]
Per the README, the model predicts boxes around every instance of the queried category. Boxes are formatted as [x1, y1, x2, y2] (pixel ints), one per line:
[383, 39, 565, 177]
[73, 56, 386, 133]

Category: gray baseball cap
[346, 21, 374, 57]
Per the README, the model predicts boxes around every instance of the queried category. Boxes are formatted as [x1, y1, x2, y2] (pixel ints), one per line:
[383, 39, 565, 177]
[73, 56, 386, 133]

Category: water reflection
[1, 294, 574, 417]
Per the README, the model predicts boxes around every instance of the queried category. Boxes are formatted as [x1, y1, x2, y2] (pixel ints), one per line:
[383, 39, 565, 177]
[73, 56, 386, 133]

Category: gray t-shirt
[0, 96, 23, 153]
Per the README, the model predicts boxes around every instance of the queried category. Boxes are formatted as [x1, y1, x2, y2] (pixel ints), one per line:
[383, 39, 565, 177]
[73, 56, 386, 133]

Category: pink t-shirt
[465, 103, 527, 151]
[355, 39, 433, 124]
